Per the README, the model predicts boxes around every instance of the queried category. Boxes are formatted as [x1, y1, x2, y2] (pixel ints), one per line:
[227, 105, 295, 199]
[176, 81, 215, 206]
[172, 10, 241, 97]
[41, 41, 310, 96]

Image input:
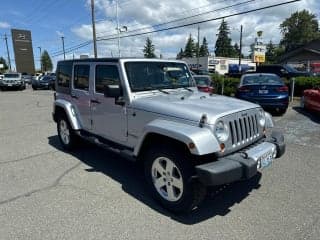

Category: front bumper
[0, 82, 23, 87]
[195, 130, 285, 186]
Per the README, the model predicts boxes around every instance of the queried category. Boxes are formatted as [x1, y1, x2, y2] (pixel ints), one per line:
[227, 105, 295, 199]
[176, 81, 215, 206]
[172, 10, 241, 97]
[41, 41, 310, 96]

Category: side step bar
[75, 130, 136, 162]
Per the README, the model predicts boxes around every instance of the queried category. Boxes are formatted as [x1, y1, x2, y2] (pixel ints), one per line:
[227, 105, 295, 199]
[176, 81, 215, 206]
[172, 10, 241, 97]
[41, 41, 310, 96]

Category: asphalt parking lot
[0, 88, 319, 240]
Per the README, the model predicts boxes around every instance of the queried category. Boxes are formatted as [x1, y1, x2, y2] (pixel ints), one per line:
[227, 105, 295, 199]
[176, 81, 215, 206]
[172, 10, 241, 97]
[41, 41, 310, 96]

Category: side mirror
[104, 85, 121, 98]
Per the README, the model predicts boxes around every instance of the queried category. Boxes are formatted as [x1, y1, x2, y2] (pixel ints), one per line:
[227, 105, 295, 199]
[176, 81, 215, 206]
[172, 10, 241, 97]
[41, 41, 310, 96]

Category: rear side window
[74, 65, 90, 91]
[95, 65, 120, 93]
[57, 62, 72, 88]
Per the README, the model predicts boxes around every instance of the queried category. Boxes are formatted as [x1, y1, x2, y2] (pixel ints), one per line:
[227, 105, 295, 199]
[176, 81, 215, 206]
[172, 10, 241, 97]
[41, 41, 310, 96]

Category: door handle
[90, 99, 101, 104]
[71, 94, 78, 99]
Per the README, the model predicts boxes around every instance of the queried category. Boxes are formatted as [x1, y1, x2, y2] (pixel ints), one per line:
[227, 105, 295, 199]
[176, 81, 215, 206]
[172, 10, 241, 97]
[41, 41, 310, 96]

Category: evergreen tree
[215, 19, 234, 57]
[280, 10, 320, 52]
[176, 48, 184, 59]
[184, 34, 196, 58]
[265, 40, 277, 63]
[41, 50, 53, 72]
[0, 57, 8, 73]
[233, 43, 240, 58]
[143, 37, 157, 58]
[199, 37, 209, 57]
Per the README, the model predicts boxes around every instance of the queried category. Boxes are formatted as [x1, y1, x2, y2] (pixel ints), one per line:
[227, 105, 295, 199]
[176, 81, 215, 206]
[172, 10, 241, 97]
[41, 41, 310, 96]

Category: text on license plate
[259, 89, 269, 94]
[257, 151, 273, 169]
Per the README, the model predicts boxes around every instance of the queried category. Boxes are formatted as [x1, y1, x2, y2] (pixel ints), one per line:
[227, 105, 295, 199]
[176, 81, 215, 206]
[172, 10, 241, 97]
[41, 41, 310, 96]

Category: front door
[90, 63, 127, 144]
[71, 63, 92, 130]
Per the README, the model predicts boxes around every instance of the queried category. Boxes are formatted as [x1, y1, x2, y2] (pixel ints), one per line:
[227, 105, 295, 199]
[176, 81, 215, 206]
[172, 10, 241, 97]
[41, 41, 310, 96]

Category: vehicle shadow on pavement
[48, 135, 261, 225]
[292, 106, 320, 124]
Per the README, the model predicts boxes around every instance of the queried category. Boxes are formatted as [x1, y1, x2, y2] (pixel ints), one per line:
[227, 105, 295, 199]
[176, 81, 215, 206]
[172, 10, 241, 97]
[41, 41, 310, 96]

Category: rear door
[71, 63, 92, 130]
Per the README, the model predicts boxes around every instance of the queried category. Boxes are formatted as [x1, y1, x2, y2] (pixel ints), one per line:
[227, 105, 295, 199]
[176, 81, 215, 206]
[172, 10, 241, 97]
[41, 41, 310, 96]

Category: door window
[95, 65, 120, 94]
[74, 65, 90, 91]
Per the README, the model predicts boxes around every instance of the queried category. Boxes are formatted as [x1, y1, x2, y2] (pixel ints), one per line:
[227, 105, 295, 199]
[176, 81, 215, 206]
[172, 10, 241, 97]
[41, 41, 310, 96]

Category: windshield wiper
[182, 86, 193, 92]
[157, 89, 170, 94]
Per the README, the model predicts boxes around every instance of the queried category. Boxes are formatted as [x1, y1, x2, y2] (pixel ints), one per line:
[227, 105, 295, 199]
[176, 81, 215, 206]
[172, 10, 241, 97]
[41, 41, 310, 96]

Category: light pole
[238, 25, 243, 73]
[115, 0, 127, 57]
[4, 34, 12, 71]
[38, 46, 42, 72]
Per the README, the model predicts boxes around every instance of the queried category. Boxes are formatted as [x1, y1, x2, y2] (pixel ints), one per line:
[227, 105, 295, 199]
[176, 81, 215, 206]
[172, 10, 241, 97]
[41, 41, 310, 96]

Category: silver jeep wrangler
[52, 58, 285, 213]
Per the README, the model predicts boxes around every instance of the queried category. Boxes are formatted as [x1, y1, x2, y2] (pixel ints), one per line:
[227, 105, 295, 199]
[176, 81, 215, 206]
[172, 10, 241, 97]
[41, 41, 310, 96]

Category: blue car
[236, 73, 289, 114]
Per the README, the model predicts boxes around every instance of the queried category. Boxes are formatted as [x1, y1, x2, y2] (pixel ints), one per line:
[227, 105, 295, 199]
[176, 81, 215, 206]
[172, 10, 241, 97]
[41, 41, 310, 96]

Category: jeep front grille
[217, 109, 263, 155]
[228, 113, 260, 147]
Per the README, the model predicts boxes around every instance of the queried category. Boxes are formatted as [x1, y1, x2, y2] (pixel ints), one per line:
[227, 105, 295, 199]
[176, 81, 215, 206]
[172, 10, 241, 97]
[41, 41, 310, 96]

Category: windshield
[193, 76, 211, 86]
[125, 62, 194, 92]
[4, 73, 20, 78]
[242, 74, 283, 85]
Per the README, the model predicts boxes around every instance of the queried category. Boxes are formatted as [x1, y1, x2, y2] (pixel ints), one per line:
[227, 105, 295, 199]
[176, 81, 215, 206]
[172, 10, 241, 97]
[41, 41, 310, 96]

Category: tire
[144, 145, 206, 213]
[32, 86, 37, 90]
[57, 114, 78, 150]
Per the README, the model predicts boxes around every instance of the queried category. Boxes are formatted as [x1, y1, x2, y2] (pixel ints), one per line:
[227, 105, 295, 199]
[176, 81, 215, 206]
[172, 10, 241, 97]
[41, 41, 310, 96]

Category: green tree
[215, 19, 234, 57]
[265, 40, 277, 63]
[143, 37, 157, 58]
[0, 57, 8, 73]
[280, 10, 320, 52]
[176, 48, 184, 59]
[184, 34, 196, 58]
[41, 50, 53, 72]
[199, 37, 209, 57]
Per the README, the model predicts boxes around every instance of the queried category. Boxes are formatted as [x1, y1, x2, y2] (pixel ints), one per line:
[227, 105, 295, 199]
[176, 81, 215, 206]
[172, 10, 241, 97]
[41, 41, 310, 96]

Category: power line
[52, 0, 301, 57]
[97, 0, 301, 41]
[96, 0, 253, 37]
[52, 0, 250, 54]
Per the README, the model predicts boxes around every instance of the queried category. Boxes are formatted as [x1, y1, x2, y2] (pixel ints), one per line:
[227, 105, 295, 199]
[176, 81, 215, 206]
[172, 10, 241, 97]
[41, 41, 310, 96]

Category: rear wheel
[57, 114, 78, 150]
[144, 145, 206, 213]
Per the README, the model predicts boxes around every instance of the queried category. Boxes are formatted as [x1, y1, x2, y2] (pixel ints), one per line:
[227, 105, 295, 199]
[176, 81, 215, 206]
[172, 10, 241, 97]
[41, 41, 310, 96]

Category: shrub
[210, 73, 240, 96]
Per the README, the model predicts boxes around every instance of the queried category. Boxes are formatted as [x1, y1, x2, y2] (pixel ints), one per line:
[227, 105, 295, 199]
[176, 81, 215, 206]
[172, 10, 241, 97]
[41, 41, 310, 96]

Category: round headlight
[258, 109, 266, 127]
[215, 121, 229, 142]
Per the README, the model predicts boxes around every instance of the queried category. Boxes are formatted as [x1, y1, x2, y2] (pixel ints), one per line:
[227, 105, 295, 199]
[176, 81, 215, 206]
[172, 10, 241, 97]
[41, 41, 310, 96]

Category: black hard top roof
[57, 58, 120, 64]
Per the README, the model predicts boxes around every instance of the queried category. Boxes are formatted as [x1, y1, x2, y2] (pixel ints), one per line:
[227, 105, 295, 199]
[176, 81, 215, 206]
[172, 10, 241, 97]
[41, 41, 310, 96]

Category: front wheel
[57, 115, 78, 150]
[144, 145, 206, 213]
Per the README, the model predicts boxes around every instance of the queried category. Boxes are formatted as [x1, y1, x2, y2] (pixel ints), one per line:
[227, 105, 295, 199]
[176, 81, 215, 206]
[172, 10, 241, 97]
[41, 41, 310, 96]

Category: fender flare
[134, 119, 220, 156]
[53, 99, 81, 130]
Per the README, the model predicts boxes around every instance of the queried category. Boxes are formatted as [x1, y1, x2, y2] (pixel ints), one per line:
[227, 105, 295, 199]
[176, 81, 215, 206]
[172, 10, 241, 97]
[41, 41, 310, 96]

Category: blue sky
[0, 0, 319, 71]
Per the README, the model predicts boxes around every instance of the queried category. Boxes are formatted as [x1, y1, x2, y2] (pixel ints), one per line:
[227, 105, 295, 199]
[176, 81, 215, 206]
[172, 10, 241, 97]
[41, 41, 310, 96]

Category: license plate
[257, 150, 273, 169]
[8, 84, 12, 86]
[259, 89, 268, 94]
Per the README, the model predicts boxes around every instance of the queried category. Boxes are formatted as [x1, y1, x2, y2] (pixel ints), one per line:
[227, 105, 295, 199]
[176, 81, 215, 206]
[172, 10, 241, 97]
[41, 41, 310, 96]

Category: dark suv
[256, 64, 310, 78]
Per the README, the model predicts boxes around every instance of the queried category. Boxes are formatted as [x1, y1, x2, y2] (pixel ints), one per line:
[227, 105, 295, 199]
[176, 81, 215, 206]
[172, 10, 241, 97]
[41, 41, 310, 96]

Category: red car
[301, 88, 320, 112]
[193, 75, 215, 93]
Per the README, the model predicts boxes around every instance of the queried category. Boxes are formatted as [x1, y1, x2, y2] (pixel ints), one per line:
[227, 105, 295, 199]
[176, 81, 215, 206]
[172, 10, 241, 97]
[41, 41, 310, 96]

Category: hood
[130, 90, 259, 124]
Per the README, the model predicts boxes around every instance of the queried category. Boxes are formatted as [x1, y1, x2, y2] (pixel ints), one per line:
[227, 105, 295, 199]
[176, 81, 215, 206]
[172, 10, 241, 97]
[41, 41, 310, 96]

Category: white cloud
[0, 21, 10, 29]
[72, 0, 320, 57]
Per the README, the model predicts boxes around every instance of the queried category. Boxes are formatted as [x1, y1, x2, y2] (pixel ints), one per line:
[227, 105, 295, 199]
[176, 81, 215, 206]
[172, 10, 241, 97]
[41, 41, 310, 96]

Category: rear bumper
[195, 131, 285, 186]
[238, 96, 289, 109]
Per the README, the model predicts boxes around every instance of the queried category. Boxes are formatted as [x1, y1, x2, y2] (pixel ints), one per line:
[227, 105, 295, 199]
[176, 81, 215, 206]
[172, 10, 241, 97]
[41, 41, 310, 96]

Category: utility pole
[238, 25, 243, 73]
[61, 36, 66, 60]
[4, 34, 11, 71]
[91, 0, 97, 58]
[38, 46, 42, 72]
[197, 25, 200, 71]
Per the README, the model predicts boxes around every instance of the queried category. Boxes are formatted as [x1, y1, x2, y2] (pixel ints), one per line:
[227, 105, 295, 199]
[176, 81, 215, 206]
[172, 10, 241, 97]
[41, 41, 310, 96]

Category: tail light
[276, 86, 288, 92]
[238, 86, 251, 92]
